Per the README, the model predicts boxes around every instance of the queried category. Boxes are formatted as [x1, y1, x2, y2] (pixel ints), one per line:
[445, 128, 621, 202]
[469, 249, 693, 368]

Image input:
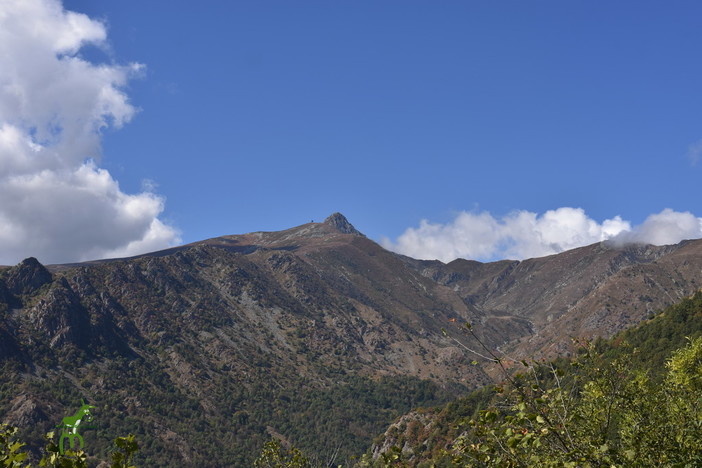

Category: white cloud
[0, 0, 179, 265]
[383, 207, 702, 263]
[609, 209, 702, 247]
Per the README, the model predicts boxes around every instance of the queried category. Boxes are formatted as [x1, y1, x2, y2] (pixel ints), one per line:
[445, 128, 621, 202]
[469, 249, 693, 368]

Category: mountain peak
[5, 257, 52, 295]
[323, 213, 365, 236]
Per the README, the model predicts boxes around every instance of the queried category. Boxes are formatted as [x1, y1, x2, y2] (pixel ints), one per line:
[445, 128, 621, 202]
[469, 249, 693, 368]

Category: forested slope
[367, 290, 702, 467]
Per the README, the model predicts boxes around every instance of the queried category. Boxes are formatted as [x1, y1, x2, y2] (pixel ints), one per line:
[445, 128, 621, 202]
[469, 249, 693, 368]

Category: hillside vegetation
[595, 288, 702, 375]
[367, 290, 702, 467]
[5, 291, 702, 467]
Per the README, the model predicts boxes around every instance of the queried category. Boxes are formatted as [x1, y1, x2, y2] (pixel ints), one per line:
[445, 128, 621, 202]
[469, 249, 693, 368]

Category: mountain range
[1, 213, 701, 466]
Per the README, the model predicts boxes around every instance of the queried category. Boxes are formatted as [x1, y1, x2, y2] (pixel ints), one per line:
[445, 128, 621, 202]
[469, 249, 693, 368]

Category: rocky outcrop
[27, 277, 91, 349]
[324, 212, 365, 236]
[4, 395, 48, 429]
[4, 257, 52, 296]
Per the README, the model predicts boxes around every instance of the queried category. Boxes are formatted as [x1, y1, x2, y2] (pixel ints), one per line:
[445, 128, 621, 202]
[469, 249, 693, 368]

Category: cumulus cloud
[608, 209, 702, 247]
[0, 0, 180, 265]
[383, 207, 702, 263]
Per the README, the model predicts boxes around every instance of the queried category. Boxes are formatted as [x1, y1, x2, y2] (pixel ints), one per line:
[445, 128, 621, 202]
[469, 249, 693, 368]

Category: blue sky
[1, 0, 702, 264]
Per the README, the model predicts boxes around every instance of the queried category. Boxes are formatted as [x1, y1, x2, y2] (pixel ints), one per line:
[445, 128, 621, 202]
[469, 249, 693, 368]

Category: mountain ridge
[2, 213, 702, 464]
[6, 212, 702, 366]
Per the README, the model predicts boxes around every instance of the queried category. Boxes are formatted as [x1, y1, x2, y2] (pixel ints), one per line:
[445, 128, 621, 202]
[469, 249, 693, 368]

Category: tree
[450, 337, 702, 466]
[0, 426, 139, 468]
[0, 423, 29, 468]
[254, 439, 314, 468]
[109, 435, 139, 468]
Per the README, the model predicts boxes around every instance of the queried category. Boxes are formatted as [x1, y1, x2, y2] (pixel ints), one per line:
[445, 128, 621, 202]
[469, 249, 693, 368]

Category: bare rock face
[324, 212, 365, 236]
[5, 395, 48, 429]
[371, 410, 438, 462]
[4, 257, 52, 296]
[28, 277, 91, 349]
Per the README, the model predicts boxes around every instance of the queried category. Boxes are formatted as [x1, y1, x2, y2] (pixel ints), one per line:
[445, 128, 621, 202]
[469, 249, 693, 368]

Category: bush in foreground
[0, 426, 139, 468]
